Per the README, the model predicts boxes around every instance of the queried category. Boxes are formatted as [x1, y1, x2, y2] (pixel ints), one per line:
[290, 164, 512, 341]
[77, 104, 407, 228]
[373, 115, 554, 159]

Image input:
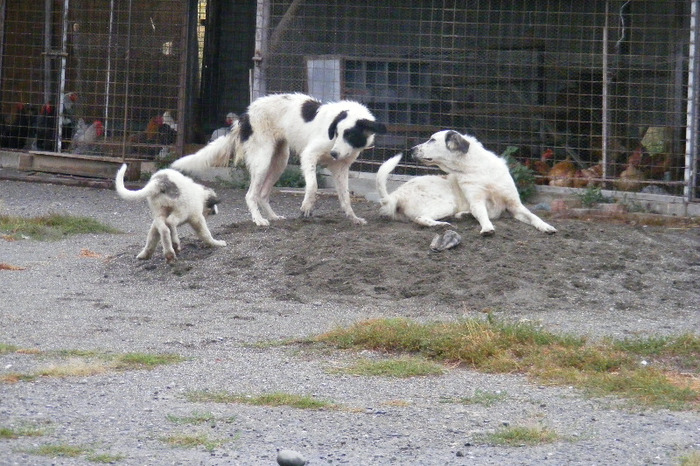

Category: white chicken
[69, 118, 104, 154]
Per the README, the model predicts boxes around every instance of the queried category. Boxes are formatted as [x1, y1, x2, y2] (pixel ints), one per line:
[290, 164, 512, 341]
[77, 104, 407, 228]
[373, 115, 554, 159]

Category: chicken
[548, 157, 577, 187]
[209, 112, 238, 142]
[162, 111, 177, 131]
[69, 119, 104, 154]
[128, 114, 174, 158]
[35, 103, 57, 151]
[61, 92, 79, 143]
[614, 145, 646, 192]
[1, 102, 34, 149]
[572, 164, 603, 188]
[526, 148, 554, 185]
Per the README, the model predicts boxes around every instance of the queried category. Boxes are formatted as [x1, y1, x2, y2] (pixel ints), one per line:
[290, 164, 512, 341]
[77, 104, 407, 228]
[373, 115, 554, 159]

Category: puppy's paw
[540, 224, 557, 234]
[212, 240, 227, 247]
[351, 216, 367, 225]
[136, 251, 152, 260]
[480, 228, 495, 237]
[253, 218, 270, 227]
[165, 252, 177, 263]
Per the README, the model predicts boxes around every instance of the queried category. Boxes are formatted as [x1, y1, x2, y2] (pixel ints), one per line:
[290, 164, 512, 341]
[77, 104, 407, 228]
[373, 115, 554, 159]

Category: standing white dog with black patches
[115, 164, 226, 262]
[172, 93, 387, 226]
[377, 130, 556, 236]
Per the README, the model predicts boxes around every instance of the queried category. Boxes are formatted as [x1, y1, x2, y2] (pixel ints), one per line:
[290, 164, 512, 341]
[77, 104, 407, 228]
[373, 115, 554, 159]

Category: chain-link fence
[0, 0, 188, 164]
[255, 0, 698, 200]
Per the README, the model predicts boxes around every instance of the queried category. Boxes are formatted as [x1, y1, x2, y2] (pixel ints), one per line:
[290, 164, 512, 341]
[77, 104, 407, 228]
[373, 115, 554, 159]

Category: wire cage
[0, 0, 188, 165]
[255, 0, 699, 200]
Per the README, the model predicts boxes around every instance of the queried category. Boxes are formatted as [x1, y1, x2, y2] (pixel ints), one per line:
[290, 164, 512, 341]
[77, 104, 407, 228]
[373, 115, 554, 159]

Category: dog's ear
[445, 131, 470, 153]
[328, 110, 348, 139]
[357, 119, 387, 135]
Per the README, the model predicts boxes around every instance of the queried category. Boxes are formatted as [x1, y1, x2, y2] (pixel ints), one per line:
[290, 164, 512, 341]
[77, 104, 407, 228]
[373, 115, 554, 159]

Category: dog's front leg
[469, 201, 495, 236]
[299, 151, 319, 218]
[328, 162, 366, 225]
[190, 215, 227, 248]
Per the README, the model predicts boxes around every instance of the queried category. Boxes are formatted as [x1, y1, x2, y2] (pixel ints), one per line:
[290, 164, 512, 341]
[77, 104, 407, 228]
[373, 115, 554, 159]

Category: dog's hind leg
[190, 215, 227, 248]
[137, 220, 162, 260]
[152, 217, 177, 262]
[244, 144, 276, 226]
[258, 142, 289, 221]
[413, 216, 453, 227]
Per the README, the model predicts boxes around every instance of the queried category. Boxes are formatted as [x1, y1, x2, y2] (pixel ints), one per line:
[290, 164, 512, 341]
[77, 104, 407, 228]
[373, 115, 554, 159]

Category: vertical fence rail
[686, 0, 699, 202]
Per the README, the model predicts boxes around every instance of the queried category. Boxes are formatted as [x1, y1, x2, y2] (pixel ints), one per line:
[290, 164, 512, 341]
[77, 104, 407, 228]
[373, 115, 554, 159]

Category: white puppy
[172, 93, 387, 226]
[115, 164, 226, 262]
[378, 131, 556, 236]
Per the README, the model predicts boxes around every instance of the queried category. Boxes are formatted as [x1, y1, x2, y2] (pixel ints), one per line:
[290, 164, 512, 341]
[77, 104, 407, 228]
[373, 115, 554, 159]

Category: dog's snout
[330, 150, 340, 159]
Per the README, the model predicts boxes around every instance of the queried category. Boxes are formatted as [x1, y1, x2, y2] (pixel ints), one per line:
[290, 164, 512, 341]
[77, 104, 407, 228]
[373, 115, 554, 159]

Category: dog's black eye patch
[301, 99, 321, 122]
[205, 194, 220, 213]
[328, 110, 348, 139]
[239, 113, 253, 142]
[343, 124, 370, 149]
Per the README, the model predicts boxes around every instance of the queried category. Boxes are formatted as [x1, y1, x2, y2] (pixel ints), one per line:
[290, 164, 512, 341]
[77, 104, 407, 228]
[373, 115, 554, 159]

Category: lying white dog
[115, 164, 226, 262]
[376, 130, 556, 236]
[172, 93, 387, 226]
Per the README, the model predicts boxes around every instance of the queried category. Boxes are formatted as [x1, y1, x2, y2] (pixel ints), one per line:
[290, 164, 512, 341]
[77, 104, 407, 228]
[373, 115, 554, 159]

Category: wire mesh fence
[0, 0, 187, 163]
[1, 0, 698, 200]
[256, 0, 698, 199]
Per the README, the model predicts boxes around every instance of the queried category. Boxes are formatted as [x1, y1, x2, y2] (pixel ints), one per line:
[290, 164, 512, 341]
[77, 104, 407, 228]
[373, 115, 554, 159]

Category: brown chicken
[526, 148, 555, 185]
[573, 164, 603, 188]
[614, 146, 646, 192]
[548, 157, 577, 187]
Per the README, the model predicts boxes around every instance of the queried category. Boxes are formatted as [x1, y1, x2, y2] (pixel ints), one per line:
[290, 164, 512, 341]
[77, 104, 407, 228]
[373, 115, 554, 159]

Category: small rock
[430, 229, 462, 252]
[277, 448, 307, 466]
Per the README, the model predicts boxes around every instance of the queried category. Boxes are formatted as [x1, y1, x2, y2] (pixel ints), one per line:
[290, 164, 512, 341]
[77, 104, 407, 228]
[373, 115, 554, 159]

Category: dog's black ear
[445, 131, 470, 153]
[357, 119, 387, 135]
[328, 110, 348, 139]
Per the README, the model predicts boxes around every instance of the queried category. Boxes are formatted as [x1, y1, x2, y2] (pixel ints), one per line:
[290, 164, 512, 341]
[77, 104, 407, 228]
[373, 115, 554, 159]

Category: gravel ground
[1, 176, 699, 465]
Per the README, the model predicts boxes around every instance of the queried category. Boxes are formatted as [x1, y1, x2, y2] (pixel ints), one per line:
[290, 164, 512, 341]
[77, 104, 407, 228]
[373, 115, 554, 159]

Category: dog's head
[407, 130, 472, 172]
[203, 190, 221, 216]
[327, 107, 387, 160]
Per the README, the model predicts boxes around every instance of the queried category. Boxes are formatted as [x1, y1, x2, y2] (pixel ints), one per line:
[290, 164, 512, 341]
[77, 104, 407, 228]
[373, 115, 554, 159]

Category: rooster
[69, 119, 104, 154]
[614, 145, 646, 192]
[1, 103, 34, 149]
[61, 92, 79, 143]
[128, 113, 176, 158]
[35, 103, 57, 151]
[525, 149, 555, 185]
[209, 112, 238, 142]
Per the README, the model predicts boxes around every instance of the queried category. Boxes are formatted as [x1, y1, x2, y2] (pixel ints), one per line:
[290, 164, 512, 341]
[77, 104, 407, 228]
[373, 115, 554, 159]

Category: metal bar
[56, 0, 70, 153]
[120, 0, 133, 161]
[43, 0, 53, 103]
[685, 0, 700, 203]
[252, 0, 270, 99]
[104, 0, 115, 137]
[602, 0, 610, 181]
[175, 0, 191, 157]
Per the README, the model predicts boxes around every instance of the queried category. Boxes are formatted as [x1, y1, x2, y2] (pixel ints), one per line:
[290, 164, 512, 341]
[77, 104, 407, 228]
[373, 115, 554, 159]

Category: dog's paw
[136, 251, 152, 260]
[212, 240, 227, 247]
[540, 224, 557, 234]
[253, 218, 270, 227]
[351, 216, 367, 225]
[165, 252, 177, 263]
[480, 228, 495, 237]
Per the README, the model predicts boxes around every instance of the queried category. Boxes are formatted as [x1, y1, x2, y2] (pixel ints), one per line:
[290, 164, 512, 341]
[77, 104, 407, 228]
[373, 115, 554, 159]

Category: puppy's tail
[171, 129, 237, 174]
[376, 153, 402, 218]
[114, 164, 158, 201]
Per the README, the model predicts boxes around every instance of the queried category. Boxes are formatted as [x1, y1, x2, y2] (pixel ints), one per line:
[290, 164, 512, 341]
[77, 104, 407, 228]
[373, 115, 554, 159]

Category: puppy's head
[203, 190, 221, 216]
[408, 130, 471, 172]
[327, 110, 387, 160]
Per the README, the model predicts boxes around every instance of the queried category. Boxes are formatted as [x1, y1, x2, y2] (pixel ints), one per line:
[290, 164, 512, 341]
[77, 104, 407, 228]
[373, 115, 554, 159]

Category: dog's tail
[171, 129, 237, 174]
[376, 153, 402, 218]
[114, 164, 159, 201]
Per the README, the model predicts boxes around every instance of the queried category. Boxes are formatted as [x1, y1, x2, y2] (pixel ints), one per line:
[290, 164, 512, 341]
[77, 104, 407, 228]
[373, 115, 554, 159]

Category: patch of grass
[0, 343, 19, 354]
[479, 425, 559, 446]
[0, 213, 120, 241]
[24, 443, 88, 458]
[577, 185, 614, 207]
[679, 451, 700, 466]
[315, 317, 700, 410]
[185, 391, 337, 410]
[86, 452, 127, 463]
[0, 425, 45, 439]
[0, 346, 185, 383]
[166, 411, 235, 426]
[161, 433, 228, 451]
[454, 389, 508, 407]
[337, 356, 445, 378]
